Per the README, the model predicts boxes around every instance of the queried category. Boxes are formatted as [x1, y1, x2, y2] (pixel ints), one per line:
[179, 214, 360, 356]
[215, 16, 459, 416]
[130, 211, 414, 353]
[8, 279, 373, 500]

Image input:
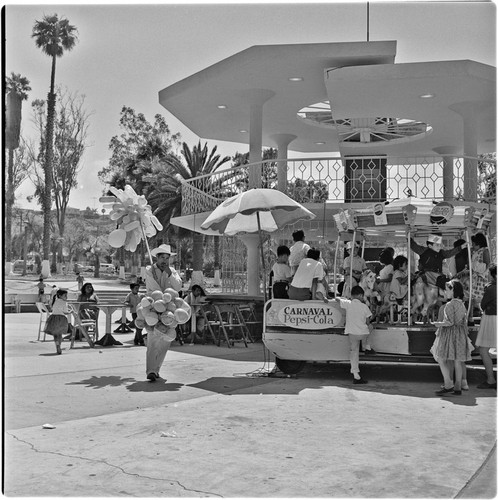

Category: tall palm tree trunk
[6, 148, 14, 264]
[42, 55, 57, 271]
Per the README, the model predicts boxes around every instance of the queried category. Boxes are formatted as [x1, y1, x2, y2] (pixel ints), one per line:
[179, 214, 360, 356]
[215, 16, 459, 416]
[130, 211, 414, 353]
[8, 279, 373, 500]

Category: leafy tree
[287, 178, 329, 203]
[478, 153, 496, 203]
[99, 106, 181, 186]
[230, 147, 278, 191]
[5, 73, 31, 263]
[32, 13, 78, 265]
[25, 88, 90, 272]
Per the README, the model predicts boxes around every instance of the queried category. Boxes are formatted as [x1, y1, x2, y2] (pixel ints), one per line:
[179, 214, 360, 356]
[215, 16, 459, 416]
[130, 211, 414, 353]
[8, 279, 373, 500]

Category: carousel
[263, 197, 496, 374]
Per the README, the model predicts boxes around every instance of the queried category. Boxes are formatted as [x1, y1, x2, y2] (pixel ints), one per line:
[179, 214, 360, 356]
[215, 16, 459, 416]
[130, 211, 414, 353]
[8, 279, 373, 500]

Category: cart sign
[430, 202, 454, 225]
[373, 203, 387, 225]
[277, 302, 343, 329]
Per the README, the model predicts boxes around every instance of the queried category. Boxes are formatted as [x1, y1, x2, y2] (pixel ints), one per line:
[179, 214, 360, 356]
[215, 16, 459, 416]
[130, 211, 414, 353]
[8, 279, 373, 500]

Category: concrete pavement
[4, 309, 497, 497]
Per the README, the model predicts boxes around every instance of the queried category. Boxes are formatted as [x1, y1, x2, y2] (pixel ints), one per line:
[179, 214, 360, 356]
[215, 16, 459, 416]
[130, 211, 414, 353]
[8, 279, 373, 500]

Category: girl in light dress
[44, 289, 70, 354]
[431, 280, 473, 395]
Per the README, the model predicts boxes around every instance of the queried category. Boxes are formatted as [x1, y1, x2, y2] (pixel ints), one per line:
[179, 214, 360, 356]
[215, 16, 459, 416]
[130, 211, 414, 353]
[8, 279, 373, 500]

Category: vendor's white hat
[427, 234, 443, 245]
[150, 244, 176, 257]
[346, 241, 360, 250]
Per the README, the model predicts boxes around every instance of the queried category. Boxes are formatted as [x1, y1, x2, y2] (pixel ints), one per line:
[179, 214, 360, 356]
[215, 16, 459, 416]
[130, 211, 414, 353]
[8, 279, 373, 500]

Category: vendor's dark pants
[273, 282, 289, 299]
[288, 285, 311, 301]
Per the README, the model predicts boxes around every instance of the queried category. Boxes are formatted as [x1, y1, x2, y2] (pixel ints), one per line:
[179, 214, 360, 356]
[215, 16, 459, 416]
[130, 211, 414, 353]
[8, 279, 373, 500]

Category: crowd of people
[266, 230, 496, 389]
[39, 230, 495, 391]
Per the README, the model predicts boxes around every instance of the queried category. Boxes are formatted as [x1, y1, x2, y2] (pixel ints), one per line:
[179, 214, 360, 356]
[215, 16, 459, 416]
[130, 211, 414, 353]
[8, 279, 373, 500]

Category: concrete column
[41, 260, 51, 278]
[433, 146, 459, 201]
[241, 89, 275, 189]
[270, 133, 297, 192]
[239, 234, 261, 296]
[449, 102, 486, 201]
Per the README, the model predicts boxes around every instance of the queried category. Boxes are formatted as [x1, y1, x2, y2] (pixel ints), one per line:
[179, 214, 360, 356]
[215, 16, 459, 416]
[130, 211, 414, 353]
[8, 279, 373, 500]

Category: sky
[4, 0, 496, 211]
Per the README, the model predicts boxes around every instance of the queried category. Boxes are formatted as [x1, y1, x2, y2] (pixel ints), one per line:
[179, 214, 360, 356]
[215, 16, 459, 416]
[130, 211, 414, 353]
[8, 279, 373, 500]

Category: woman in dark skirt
[45, 289, 70, 354]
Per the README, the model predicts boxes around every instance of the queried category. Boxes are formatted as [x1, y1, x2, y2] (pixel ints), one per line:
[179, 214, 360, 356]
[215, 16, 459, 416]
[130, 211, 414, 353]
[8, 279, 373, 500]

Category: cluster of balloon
[134, 288, 191, 341]
[103, 185, 163, 252]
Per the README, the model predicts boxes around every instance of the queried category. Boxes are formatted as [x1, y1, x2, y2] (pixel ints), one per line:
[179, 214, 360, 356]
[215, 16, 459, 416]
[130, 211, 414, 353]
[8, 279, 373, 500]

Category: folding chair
[236, 302, 258, 343]
[213, 303, 250, 348]
[36, 302, 50, 341]
[69, 308, 96, 348]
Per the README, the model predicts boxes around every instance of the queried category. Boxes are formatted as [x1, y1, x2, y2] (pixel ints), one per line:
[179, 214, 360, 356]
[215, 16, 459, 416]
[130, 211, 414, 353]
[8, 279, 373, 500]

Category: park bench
[5, 292, 78, 313]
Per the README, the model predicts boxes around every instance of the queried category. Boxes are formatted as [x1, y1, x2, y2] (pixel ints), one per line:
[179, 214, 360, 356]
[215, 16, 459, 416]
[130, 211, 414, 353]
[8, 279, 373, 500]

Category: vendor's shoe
[147, 373, 157, 382]
[452, 390, 462, 395]
[462, 380, 469, 390]
[353, 377, 368, 384]
[477, 381, 497, 389]
[435, 386, 454, 395]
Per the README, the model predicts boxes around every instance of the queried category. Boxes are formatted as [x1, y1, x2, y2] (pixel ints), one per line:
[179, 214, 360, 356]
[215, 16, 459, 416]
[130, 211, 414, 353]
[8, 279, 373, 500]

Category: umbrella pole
[257, 212, 267, 302]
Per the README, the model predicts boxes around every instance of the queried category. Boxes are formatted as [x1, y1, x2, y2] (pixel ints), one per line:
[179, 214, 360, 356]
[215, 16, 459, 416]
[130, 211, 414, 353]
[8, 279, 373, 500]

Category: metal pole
[465, 228, 473, 319]
[367, 2, 370, 42]
[350, 230, 357, 296]
[407, 230, 412, 326]
[257, 212, 267, 302]
[334, 236, 340, 296]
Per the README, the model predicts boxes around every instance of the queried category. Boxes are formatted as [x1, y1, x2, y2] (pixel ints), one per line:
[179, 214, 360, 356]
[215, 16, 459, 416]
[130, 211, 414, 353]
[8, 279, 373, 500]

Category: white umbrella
[201, 188, 316, 299]
[201, 188, 316, 235]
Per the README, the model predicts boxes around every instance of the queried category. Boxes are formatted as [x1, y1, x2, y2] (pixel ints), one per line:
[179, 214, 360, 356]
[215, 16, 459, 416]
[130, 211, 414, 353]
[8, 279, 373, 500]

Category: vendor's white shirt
[289, 241, 311, 268]
[291, 258, 324, 289]
[145, 265, 182, 294]
[336, 297, 371, 335]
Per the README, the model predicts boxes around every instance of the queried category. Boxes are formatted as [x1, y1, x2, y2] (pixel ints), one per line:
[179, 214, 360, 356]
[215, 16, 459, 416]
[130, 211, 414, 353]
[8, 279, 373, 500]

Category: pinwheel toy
[100, 185, 163, 263]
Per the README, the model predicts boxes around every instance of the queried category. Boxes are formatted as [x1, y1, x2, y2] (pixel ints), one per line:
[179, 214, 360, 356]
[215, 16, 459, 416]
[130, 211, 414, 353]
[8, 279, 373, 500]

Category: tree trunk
[43, 90, 57, 261]
[6, 148, 14, 263]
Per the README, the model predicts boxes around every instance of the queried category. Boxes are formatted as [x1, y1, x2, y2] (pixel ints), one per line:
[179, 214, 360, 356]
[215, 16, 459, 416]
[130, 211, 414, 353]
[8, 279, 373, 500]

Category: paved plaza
[3, 278, 497, 497]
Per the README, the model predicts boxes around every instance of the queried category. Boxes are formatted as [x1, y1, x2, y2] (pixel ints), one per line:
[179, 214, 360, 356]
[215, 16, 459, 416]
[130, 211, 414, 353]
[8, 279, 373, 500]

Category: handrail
[180, 154, 496, 216]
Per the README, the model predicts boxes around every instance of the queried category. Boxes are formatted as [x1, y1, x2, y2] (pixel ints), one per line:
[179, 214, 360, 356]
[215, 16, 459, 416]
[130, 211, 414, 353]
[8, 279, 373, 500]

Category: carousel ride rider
[410, 234, 467, 290]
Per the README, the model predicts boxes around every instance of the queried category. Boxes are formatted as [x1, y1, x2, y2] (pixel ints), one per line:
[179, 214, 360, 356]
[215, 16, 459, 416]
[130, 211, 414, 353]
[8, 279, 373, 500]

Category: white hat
[346, 241, 359, 250]
[150, 244, 177, 257]
[427, 234, 443, 245]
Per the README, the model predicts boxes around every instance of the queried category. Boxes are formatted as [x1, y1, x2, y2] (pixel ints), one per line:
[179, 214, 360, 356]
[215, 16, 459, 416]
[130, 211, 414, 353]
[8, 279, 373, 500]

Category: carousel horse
[359, 269, 381, 312]
[410, 273, 443, 323]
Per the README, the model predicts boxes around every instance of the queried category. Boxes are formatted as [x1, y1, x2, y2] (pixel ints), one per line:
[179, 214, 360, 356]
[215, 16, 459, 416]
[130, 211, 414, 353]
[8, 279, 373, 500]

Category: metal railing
[181, 155, 496, 216]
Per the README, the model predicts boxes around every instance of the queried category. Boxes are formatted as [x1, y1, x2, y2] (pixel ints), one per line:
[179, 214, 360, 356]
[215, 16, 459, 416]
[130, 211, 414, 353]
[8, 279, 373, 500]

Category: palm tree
[32, 14, 78, 270]
[144, 141, 231, 281]
[5, 73, 31, 267]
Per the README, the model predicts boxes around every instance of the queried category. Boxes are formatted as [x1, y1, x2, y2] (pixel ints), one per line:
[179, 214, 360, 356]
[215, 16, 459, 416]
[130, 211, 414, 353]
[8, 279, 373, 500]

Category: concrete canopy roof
[159, 41, 496, 156]
[159, 41, 397, 153]
[325, 60, 496, 156]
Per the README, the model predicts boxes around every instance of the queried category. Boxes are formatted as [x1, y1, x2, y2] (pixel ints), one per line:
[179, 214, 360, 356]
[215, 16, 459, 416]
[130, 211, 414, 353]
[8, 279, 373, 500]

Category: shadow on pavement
[65, 374, 184, 392]
[126, 381, 183, 392]
[66, 375, 136, 389]
[184, 363, 497, 405]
